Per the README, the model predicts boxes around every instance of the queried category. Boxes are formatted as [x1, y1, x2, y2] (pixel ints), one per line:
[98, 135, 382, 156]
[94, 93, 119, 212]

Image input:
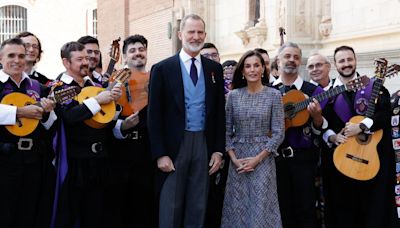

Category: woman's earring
[242, 75, 245, 79]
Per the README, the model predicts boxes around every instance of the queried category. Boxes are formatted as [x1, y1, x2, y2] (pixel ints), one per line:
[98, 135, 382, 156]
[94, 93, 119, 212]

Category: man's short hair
[222, 60, 237, 68]
[254, 48, 269, 57]
[77, 35, 99, 46]
[333, 45, 355, 62]
[0, 37, 25, 52]
[15, 32, 43, 61]
[60, 41, 85, 60]
[278, 42, 302, 57]
[180, 14, 205, 31]
[202, 42, 218, 52]
[122, 34, 148, 54]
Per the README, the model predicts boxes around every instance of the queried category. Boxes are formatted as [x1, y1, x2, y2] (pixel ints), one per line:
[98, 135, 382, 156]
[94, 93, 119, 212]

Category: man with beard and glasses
[148, 14, 225, 228]
[16, 32, 52, 85]
[272, 42, 328, 228]
[321, 45, 396, 228]
[52, 41, 123, 228]
[105, 34, 155, 227]
[77, 36, 106, 87]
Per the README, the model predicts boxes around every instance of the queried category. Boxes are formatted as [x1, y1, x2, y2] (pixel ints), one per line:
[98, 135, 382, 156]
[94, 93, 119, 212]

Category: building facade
[0, 0, 97, 78]
[97, 0, 400, 93]
[2, 0, 399, 92]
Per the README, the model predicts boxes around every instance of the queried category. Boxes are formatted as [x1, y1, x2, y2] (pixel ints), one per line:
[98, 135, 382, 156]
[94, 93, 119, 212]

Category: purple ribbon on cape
[333, 78, 374, 123]
[50, 121, 68, 228]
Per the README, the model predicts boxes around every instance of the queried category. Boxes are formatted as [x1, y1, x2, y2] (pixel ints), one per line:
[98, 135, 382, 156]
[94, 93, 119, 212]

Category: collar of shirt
[332, 73, 357, 88]
[92, 71, 102, 81]
[272, 75, 304, 90]
[0, 69, 32, 86]
[179, 49, 202, 77]
[310, 78, 333, 91]
[60, 73, 95, 86]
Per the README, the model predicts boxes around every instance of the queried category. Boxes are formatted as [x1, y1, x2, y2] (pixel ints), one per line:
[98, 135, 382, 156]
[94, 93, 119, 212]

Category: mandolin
[334, 60, 400, 181]
[2, 85, 79, 136]
[283, 75, 370, 131]
[76, 68, 131, 129]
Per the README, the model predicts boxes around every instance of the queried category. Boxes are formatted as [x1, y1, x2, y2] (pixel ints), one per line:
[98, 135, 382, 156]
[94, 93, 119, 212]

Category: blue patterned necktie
[190, 57, 198, 86]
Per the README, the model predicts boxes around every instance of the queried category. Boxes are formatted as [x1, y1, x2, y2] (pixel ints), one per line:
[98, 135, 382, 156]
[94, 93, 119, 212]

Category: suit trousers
[159, 131, 209, 228]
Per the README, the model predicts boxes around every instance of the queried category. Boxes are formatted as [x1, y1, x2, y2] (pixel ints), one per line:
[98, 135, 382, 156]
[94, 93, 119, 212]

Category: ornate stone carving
[319, 0, 332, 38]
[235, 19, 267, 47]
[319, 16, 332, 38]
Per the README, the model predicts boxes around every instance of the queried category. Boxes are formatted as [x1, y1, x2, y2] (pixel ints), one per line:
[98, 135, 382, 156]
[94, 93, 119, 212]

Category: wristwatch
[359, 123, 369, 132]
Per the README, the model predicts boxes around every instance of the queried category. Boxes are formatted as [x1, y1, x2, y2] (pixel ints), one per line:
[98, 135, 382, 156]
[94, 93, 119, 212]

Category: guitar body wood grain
[333, 115, 382, 181]
[282, 89, 309, 130]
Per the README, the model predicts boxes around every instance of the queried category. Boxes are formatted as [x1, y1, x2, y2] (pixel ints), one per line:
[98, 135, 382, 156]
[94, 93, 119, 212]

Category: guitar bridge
[345, 154, 369, 164]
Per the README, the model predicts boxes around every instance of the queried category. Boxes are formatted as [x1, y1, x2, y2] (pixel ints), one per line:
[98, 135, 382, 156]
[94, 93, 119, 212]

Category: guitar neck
[365, 78, 383, 118]
[294, 85, 346, 112]
[103, 58, 117, 79]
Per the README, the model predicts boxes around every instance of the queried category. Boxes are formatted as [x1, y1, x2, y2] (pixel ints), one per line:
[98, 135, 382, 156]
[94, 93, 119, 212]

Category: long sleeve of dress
[225, 91, 235, 152]
[264, 90, 285, 156]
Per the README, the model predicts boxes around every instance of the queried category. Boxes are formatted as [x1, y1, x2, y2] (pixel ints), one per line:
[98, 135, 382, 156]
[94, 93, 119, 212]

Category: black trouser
[0, 149, 44, 228]
[105, 158, 155, 228]
[55, 158, 108, 228]
[205, 157, 229, 228]
[276, 148, 319, 228]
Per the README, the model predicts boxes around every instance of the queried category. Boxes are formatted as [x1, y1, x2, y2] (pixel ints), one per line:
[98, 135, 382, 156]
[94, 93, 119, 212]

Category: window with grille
[0, 5, 27, 43]
[92, 9, 97, 38]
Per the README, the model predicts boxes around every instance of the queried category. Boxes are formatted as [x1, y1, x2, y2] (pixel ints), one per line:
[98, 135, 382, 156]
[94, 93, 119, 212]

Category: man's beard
[282, 66, 298, 74]
[338, 67, 356, 78]
[183, 41, 204, 53]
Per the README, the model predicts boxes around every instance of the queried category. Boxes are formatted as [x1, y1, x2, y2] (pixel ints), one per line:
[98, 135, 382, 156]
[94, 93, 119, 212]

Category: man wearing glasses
[307, 53, 333, 90]
[201, 42, 220, 63]
[16, 32, 52, 85]
[77, 36, 105, 87]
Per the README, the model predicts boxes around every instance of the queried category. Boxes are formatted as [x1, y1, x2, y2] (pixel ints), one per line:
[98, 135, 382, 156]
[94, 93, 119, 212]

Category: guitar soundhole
[284, 104, 295, 119]
[16, 118, 22, 127]
[356, 133, 370, 145]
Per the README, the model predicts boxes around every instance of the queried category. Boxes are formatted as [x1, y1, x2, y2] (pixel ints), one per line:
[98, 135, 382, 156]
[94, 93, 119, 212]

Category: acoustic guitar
[102, 38, 121, 80]
[76, 68, 131, 129]
[118, 71, 149, 117]
[283, 75, 369, 131]
[2, 85, 79, 136]
[333, 60, 400, 181]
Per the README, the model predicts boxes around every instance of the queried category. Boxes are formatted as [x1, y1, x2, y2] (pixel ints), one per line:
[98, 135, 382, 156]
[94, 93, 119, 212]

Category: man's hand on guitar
[329, 129, 347, 145]
[307, 98, 323, 128]
[94, 90, 114, 105]
[111, 83, 122, 101]
[40, 98, 56, 113]
[121, 111, 139, 131]
[16, 105, 44, 120]
[344, 122, 362, 137]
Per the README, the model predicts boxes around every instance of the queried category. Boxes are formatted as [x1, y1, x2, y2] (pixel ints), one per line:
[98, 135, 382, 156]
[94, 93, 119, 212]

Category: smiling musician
[52, 41, 124, 228]
[0, 37, 56, 227]
[272, 42, 328, 228]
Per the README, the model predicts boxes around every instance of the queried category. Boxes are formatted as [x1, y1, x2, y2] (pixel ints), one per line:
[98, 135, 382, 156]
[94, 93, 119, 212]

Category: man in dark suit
[148, 14, 225, 228]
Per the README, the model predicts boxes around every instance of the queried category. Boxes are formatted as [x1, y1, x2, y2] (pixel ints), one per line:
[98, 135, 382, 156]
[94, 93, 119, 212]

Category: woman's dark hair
[232, 50, 269, 89]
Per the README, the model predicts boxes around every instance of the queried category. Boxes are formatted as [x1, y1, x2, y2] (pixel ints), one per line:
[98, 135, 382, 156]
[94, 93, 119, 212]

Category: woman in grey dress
[221, 50, 285, 228]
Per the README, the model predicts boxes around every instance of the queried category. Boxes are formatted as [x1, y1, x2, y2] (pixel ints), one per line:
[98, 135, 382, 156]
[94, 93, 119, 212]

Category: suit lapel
[201, 56, 213, 115]
[169, 55, 184, 113]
